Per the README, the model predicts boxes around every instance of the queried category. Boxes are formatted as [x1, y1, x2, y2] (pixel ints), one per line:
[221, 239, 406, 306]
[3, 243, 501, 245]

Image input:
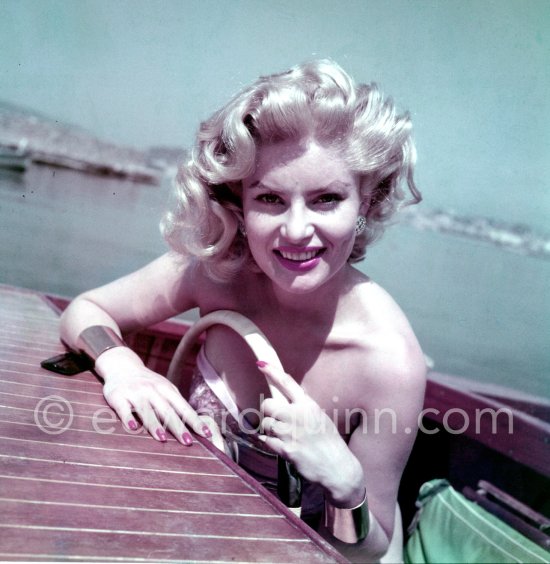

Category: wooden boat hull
[45, 291, 550, 531]
[0, 285, 345, 562]
[2, 286, 548, 560]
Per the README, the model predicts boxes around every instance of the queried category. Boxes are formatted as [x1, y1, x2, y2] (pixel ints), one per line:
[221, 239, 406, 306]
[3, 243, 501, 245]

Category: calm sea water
[1, 165, 548, 398]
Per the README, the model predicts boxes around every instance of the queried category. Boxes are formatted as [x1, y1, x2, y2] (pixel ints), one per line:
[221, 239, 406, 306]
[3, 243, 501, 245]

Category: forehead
[244, 139, 356, 190]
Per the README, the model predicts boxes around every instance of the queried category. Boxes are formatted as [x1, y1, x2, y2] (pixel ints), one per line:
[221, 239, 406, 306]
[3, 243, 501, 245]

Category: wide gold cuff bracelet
[324, 490, 369, 544]
[77, 326, 127, 362]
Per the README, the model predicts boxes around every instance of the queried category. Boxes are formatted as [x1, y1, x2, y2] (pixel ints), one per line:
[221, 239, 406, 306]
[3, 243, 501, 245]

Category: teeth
[279, 250, 319, 261]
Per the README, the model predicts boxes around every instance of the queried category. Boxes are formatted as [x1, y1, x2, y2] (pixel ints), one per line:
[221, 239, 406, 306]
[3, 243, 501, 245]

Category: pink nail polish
[202, 425, 212, 438]
[128, 420, 137, 431]
[156, 429, 167, 442]
[256, 360, 268, 368]
[182, 432, 193, 446]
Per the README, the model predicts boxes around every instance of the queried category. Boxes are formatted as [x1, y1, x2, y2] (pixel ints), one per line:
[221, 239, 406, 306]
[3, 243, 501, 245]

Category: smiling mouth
[275, 249, 324, 262]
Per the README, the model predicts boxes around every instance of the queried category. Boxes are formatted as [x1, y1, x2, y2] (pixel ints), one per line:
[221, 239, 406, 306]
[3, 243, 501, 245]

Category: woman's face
[242, 139, 364, 295]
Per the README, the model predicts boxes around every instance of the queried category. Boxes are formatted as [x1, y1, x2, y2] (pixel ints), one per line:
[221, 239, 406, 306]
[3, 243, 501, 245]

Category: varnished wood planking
[0, 474, 277, 516]
[0, 285, 344, 563]
[0, 526, 334, 563]
[1, 499, 301, 539]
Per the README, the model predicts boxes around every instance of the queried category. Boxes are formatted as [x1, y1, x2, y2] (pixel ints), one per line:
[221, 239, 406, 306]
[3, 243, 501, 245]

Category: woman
[60, 60, 426, 562]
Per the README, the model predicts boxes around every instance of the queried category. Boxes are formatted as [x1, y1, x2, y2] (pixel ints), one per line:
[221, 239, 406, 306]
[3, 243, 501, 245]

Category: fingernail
[256, 360, 268, 368]
[128, 420, 137, 431]
[156, 429, 167, 442]
[202, 425, 212, 438]
[182, 432, 193, 446]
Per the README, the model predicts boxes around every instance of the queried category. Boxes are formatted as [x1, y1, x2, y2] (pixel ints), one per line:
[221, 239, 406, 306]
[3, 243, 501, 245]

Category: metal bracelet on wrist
[324, 489, 369, 544]
[77, 325, 127, 363]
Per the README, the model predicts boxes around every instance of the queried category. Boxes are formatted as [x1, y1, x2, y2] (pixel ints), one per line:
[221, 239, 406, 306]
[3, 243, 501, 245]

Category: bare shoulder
[348, 277, 427, 404]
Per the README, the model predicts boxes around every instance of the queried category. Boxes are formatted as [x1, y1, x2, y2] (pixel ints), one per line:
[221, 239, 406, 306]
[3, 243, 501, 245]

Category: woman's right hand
[95, 346, 211, 445]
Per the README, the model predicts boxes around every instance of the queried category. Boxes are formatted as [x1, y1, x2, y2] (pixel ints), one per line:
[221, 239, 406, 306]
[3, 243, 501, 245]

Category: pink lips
[274, 247, 325, 272]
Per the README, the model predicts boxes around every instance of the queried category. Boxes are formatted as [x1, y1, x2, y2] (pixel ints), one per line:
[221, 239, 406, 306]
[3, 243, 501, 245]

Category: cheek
[338, 230, 358, 255]
[245, 211, 274, 235]
[329, 213, 358, 239]
[328, 218, 359, 257]
[243, 214, 277, 262]
[242, 195, 253, 215]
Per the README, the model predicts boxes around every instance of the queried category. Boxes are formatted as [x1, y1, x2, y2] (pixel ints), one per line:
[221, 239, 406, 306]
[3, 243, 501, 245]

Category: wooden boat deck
[0, 285, 344, 562]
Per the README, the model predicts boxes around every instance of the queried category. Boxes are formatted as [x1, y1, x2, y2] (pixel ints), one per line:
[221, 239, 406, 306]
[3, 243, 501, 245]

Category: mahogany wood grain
[0, 285, 344, 563]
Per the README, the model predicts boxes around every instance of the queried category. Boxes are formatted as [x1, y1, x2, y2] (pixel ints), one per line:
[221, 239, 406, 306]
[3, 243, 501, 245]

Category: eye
[315, 193, 343, 206]
[255, 193, 283, 205]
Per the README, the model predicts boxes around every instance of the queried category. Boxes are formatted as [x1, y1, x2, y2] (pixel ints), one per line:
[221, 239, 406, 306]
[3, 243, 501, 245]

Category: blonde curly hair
[161, 59, 420, 281]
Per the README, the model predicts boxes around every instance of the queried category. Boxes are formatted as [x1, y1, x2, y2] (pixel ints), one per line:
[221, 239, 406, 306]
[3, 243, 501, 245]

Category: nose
[280, 203, 314, 242]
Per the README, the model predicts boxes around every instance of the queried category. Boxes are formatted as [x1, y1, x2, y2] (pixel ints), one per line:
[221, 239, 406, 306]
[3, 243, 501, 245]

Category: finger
[104, 391, 139, 432]
[150, 396, 202, 446]
[131, 400, 167, 443]
[169, 418, 194, 447]
[261, 397, 292, 421]
[256, 360, 305, 403]
[169, 394, 213, 439]
[263, 415, 296, 440]
[199, 415, 225, 452]
[257, 433, 285, 456]
[260, 416, 278, 436]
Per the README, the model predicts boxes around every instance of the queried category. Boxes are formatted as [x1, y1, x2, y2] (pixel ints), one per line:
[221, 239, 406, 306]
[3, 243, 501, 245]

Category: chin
[273, 267, 339, 295]
[279, 281, 322, 295]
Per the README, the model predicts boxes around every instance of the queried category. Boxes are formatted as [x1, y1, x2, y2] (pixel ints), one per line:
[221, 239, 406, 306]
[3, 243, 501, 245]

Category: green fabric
[404, 479, 549, 564]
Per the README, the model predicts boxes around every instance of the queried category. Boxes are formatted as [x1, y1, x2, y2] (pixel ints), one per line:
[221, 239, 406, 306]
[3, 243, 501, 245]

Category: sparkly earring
[355, 216, 367, 235]
[238, 222, 247, 237]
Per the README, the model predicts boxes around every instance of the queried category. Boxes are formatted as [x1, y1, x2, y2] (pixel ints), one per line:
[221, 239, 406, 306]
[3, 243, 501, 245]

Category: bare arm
[59, 252, 210, 443]
[332, 334, 427, 561]
[256, 332, 426, 562]
[60, 252, 198, 345]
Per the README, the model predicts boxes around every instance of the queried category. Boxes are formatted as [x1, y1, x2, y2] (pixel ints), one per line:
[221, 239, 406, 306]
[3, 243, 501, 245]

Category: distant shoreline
[0, 102, 182, 184]
[398, 207, 550, 261]
[1, 102, 548, 261]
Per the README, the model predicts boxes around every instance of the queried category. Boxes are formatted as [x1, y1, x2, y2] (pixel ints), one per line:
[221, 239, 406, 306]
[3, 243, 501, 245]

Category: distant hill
[0, 101, 183, 184]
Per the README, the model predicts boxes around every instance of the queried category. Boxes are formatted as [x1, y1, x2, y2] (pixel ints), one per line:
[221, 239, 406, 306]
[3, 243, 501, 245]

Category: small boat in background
[0, 141, 30, 171]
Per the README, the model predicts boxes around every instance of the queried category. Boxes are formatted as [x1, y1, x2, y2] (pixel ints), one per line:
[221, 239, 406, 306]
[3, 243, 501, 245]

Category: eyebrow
[248, 181, 265, 190]
[248, 180, 351, 191]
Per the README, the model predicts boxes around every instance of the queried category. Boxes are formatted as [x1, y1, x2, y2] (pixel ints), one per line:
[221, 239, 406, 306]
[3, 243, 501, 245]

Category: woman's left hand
[256, 361, 365, 507]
